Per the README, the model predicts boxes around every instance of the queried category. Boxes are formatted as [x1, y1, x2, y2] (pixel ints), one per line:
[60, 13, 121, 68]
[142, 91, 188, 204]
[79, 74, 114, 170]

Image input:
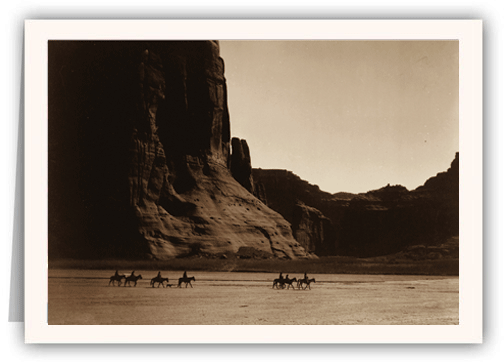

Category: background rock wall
[253, 153, 459, 257]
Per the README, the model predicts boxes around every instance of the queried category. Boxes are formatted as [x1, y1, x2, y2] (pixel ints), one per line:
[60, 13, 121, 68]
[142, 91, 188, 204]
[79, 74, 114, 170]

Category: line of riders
[108, 270, 196, 288]
[108, 270, 315, 290]
[272, 272, 316, 290]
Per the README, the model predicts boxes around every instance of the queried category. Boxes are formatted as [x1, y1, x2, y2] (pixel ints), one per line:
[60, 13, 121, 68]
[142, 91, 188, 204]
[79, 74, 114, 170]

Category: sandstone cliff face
[253, 153, 459, 257]
[49, 41, 309, 260]
[253, 169, 339, 255]
[292, 202, 335, 255]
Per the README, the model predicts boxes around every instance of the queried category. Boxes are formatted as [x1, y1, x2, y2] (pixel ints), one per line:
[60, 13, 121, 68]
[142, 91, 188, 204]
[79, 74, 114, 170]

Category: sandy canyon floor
[48, 270, 458, 325]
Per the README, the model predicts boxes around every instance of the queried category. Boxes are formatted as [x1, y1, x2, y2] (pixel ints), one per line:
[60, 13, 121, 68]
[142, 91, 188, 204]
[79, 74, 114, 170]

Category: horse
[177, 276, 196, 288]
[150, 276, 169, 288]
[272, 278, 285, 289]
[297, 278, 304, 289]
[272, 276, 297, 289]
[124, 274, 142, 287]
[284, 277, 298, 290]
[299, 278, 316, 290]
[108, 274, 126, 286]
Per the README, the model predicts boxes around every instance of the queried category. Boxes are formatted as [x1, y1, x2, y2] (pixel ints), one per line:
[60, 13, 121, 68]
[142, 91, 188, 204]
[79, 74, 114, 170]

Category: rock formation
[252, 169, 339, 255]
[292, 201, 335, 255]
[253, 153, 459, 257]
[338, 153, 459, 256]
[47, 40, 458, 260]
[48, 41, 309, 260]
[230, 137, 254, 193]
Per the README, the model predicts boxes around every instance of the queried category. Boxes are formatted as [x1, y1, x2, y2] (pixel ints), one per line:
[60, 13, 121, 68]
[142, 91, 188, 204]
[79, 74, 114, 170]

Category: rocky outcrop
[230, 137, 254, 193]
[416, 152, 459, 194]
[48, 41, 309, 260]
[253, 153, 459, 257]
[253, 169, 339, 255]
[292, 202, 335, 255]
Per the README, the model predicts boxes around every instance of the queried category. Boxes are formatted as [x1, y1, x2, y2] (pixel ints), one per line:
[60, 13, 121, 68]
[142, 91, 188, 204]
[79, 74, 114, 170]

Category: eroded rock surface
[253, 170, 339, 255]
[253, 153, 459, 257]
[230, 137, 254, 193]
[49, 41, 309, 260]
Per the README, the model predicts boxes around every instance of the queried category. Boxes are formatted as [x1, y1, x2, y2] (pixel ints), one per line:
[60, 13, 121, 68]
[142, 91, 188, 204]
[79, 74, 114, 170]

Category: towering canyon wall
[49, 41, 309, 260]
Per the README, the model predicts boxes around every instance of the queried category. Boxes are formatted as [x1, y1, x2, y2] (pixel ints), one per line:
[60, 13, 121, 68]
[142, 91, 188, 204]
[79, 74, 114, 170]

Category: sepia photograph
[24, 20, 482, 343]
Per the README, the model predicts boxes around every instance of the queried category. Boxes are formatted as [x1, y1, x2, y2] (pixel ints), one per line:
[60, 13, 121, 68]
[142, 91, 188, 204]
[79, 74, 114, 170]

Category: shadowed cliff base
[49, 249, 459, 276]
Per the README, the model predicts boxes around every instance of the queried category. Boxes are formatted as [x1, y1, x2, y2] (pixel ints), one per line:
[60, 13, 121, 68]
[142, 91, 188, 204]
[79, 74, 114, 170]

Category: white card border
[24, 19, 482, 343]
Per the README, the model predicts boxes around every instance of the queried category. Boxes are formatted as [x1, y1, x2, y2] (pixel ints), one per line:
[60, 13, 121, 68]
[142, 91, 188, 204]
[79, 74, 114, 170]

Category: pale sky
[219, 41, 459, 194]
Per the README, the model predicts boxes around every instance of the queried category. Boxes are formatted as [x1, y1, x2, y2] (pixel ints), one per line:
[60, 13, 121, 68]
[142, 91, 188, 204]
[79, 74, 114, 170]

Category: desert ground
[48, 270, 458, 325]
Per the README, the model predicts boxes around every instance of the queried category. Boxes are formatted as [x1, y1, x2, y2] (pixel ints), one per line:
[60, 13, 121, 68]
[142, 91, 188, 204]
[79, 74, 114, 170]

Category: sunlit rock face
[49, 41, 309, 260]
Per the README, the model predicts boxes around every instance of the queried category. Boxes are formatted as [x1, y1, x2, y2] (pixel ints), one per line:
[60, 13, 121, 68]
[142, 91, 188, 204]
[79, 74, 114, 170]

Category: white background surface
[1, 0, 500, 360]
